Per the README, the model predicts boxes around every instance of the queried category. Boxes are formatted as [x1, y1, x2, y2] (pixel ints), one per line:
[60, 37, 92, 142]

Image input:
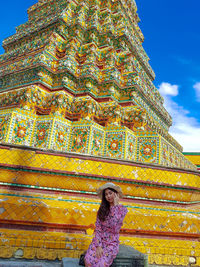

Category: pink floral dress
[85, 204, 128, 267]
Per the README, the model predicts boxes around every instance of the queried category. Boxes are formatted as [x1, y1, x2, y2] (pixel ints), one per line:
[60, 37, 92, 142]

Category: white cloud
[158, 82, 179, 96]
[193, 82, 200, 102]
[158, 82, 200, 152]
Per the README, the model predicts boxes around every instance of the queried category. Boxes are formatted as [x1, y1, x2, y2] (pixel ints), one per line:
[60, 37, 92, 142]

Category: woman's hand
[96, 246, 103, 258]
[113, 192, 119, 206]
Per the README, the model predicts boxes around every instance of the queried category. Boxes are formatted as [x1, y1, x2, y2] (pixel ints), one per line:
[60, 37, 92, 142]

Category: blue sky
[136, 0, 200, 152]
[0, 0, 200, 151]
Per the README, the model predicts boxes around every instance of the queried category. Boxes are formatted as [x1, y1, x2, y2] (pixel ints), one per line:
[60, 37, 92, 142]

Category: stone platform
[111, 245, 148, 267]
[62, 258, 80, 267]
[62, 245, 148, 267]
[0, 259, 61, 267]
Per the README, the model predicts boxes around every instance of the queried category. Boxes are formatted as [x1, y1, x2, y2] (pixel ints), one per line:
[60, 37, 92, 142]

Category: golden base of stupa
[0, 145, 199, 266]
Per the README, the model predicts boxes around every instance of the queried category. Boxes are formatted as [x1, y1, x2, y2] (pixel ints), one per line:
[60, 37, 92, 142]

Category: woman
[85, 182, 128, 267]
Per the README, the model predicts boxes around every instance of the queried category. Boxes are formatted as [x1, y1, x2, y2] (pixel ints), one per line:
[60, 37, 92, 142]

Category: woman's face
[104, 189, 115, 204]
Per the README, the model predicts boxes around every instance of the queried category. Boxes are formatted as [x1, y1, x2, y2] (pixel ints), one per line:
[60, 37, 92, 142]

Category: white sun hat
[97, 182, 123, 199]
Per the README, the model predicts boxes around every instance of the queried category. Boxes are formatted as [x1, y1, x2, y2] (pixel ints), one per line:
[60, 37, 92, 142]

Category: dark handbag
[79, 252, 86, 266]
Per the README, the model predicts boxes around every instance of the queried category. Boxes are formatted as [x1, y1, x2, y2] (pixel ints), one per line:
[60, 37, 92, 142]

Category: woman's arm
[93, 216, 103, 258]
[93, 216, 102, 247]
[112, 203, 128, 232]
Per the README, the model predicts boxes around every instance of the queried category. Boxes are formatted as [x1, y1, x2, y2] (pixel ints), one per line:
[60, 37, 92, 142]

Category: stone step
[62, 245, 148, 267]
[0, 259, 61, 267]
[62, 258, 81, 267]
[0, 245, 148, 267]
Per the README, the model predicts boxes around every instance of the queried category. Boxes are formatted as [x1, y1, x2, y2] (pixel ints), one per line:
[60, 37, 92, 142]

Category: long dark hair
[97, 187, 117, 221]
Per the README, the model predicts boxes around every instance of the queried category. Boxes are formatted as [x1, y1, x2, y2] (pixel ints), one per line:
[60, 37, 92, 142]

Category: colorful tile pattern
[90, 126, 105, 156]
[126, 132, 136, 160]
[0, 0, 199, 264]
[50, 119, 71, 152]
[105, 129, 125, 159]
[137, 136, 159, 164]
[70, 126, 91, 154]
[0, 113, 12, 142]
[8, 113, 35, 146]
[0, 86, 196, 169]
[33, 119, 52, 149]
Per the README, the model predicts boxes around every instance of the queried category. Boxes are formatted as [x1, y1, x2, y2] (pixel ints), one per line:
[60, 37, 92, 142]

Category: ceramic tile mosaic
[136, 136, 159, 164]
[32, 118, 53, 149]
[8, 112, 35, 146]
[0, 0, 199, 264]
[49, 118, 71, 152]
[89, 125, 105, 156]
